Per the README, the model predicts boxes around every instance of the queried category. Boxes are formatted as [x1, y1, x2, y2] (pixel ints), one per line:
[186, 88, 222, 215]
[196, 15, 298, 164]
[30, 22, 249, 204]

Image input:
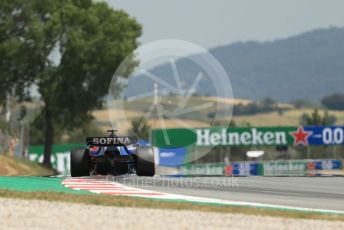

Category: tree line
[321, 93, 344, 111]
[0, 0, 141, 167]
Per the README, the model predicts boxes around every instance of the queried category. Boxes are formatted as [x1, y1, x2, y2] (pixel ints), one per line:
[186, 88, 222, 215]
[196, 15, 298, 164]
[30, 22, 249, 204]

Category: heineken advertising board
[262, 161, 308, 176]
[151, 126, 344, 147]
[180, 163, 226, 176]
[180, 159, 343, 177]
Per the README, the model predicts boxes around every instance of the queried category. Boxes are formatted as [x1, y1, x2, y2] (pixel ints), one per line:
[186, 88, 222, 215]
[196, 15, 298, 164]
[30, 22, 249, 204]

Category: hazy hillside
[127, 27, 344, 102]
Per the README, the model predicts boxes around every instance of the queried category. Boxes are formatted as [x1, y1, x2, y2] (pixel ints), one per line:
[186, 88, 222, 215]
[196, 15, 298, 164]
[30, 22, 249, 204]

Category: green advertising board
[152, 127, 296, 147]
[180, 163, 226, 176]
[262, 160, 308, 176]
[152, 126, 344, 147]
[29, 143, 83, 174]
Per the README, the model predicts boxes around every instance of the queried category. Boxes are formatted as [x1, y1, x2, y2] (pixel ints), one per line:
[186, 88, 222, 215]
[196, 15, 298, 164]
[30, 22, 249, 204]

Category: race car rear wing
[86, 136, 137, 146]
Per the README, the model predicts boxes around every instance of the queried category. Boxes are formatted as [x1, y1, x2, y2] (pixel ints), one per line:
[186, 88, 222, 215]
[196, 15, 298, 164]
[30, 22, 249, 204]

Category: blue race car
[70, 130, 155, 177]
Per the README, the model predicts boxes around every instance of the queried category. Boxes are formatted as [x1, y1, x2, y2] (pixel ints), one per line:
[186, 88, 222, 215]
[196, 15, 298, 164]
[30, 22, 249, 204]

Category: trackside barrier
[262, 160, 307, 176]
[307, 159, 343, 176]
[180, 162, 261, 176]
[227, 162, 262, 176]
[180, 163, 226, 176]
[180, 159, 343, 176]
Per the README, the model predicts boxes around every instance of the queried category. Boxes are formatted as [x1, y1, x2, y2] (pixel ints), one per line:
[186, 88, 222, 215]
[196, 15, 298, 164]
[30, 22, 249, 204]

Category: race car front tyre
[136, 147, 155, 176]
[70, 148, 90, 177]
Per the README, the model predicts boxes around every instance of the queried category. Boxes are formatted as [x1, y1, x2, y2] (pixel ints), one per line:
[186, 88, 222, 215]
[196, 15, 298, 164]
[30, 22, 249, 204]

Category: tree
[0, 1, 38, 109]
[300, 109, 336, 126]
[291, 99, 316, 109]
[322, 110, 337, 126]
[130, 118, 150, 141]
[0, 0, 141, 167]
[261, 97, 276, 108]
[322, 93, 344, 111]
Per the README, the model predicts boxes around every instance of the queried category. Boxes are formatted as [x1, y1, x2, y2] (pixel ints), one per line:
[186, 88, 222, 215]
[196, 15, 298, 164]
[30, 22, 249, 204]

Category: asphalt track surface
[113, 176, 344, 211]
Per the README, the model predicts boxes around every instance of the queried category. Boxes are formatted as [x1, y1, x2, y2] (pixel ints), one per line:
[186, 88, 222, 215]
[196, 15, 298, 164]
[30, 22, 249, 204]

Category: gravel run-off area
[0, 198, 343, 230]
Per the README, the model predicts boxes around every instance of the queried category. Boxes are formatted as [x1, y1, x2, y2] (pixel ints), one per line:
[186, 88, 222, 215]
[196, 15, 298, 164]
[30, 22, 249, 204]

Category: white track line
[62, 177, 344, 215]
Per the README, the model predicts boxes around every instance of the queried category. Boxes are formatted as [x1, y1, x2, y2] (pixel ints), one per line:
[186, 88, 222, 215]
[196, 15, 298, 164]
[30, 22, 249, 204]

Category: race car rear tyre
[70, 148, 90, 177]
[136, 147, 155, 176]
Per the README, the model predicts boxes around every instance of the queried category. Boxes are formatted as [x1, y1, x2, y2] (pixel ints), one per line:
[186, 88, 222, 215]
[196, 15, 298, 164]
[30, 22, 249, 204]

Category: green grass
[0, 176, 89, 194]
[0, 189, 343, 221]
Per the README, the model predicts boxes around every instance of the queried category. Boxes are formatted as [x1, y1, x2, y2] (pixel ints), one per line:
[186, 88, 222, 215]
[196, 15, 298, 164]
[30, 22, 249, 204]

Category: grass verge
[0, 155, 55, 176]
[0, 189, 343, 221]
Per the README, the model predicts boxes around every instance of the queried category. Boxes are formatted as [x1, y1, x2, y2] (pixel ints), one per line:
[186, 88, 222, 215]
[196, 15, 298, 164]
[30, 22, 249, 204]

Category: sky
[108, 0, 344, 49]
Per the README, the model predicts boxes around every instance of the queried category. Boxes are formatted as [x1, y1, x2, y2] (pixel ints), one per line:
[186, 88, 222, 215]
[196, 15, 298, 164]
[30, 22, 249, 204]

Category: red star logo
[290, 126, 312, 146]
